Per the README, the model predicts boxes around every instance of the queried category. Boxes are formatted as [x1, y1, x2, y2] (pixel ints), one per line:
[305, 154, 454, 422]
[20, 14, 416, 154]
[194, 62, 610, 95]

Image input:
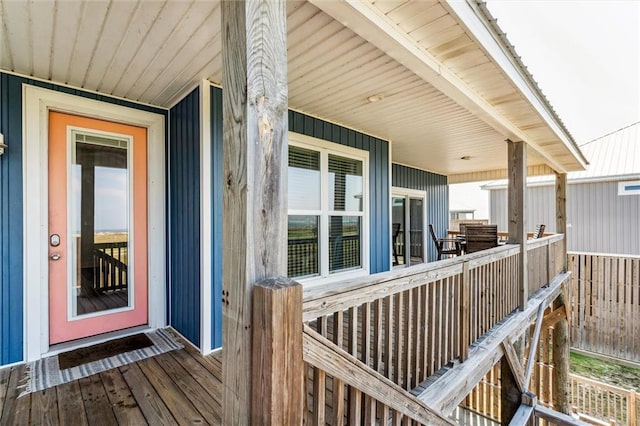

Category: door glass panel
[392, 197, 406, 266]
[409, 198, 424, 264]
[71, 132, 130, 316]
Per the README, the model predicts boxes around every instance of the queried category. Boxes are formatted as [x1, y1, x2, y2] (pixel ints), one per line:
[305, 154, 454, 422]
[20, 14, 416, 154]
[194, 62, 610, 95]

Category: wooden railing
[570, 374, 639, 426]
[92, 241, 128, 293]
[567, 252, 640, 363]
[527, 234, 565, 296]
[302, 243, 525, 423]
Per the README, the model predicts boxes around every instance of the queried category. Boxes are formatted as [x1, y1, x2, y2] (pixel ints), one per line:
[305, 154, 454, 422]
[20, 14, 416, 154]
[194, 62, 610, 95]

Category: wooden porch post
[504, 140, 528, 424]
[507, 140, 528, 310]
[553, 172, 570, 414]
[221, 0, 289, 424]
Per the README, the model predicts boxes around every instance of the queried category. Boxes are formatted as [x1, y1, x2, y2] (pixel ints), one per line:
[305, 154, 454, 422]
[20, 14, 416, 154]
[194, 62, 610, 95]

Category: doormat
[19, 328, 182, 397]
[58, 333, 153, 370]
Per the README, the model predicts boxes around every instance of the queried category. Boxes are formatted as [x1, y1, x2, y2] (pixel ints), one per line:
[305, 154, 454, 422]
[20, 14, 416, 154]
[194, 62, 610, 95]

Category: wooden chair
[532, 224, 546, 239]
[429, 224, 461, 260]
[464, 224, 498, 254]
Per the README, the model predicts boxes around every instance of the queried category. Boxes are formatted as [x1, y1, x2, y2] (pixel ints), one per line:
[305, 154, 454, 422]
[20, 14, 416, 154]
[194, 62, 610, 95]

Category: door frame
[391, 187, 428, 266]
[23, 85, 166, 362]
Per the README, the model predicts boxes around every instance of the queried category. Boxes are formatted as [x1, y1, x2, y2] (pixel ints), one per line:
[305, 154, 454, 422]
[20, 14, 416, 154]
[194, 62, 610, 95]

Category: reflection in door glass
[70, 132, 130, 316]
[392, 197, 406, 266]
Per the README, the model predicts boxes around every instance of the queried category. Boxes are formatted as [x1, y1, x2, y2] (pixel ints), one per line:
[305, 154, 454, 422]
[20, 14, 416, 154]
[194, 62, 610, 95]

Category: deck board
[0, 332, 224, 425]
[79, 372, 118, 425]
[56, 380, 89, 425]
[0, 365, 31, 425]
[29, 387, 58, 426]
[100, 369, 147, 425]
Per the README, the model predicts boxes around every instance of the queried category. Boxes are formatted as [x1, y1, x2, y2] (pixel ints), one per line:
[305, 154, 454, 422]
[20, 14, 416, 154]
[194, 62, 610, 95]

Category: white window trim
[288, 132, 369, 286]
[23, 85, 166, 362]
[618, 180, 640, 196]
[391, 186, 428, 267]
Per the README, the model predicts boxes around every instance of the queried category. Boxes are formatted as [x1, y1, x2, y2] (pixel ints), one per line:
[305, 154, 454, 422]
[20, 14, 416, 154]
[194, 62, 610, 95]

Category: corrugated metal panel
[210, 86, 223, 349]
[489, 181, 640, 255]
[391, 164, 449, 263]
[0, 71, 166, 366]
[168, 87, 201, 347]
[567, 181, 640, 255]
[488, 186, 555, 235]
[288, 110, 391, 273]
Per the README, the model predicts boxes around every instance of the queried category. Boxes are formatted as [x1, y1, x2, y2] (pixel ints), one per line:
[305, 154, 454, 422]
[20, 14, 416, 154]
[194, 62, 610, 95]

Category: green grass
[570, 351, 640, 392]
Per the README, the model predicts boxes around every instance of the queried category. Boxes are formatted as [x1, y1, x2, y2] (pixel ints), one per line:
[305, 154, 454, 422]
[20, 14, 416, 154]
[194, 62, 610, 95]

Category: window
[288, 135, 368, 280]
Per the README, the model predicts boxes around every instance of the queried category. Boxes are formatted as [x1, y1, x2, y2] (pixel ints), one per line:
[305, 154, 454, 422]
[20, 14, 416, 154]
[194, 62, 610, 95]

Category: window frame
[288, 132, 370, 285]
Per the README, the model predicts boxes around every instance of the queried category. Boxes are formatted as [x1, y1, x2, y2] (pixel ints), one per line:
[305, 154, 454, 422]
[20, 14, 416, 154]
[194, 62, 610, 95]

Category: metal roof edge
[444, 0, 589, 170]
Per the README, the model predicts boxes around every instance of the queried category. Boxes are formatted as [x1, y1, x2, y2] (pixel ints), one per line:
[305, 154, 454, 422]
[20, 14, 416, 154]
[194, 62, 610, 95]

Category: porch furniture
[532, 224, 546, 239]
[429, 224, 461, 260]
[392, 223, 401, 265]
[464, 224, 499, 254]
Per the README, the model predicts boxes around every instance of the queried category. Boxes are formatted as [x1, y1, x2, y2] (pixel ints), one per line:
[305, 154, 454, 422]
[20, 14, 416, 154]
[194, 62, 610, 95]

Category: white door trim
[23, 85, 166, 362]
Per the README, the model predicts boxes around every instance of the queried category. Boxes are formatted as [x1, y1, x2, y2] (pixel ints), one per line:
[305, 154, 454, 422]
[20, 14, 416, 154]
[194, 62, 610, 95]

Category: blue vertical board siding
[288, 111, 390, 273]
[0, 72, 166, 366]
[392, 163, 449, 263]
[210, 86, 223, 348]
[169, 88, 201, 347]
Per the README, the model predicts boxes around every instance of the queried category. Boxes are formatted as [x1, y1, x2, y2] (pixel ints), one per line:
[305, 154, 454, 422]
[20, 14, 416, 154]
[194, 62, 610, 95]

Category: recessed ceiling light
[367, 94, 384, 103]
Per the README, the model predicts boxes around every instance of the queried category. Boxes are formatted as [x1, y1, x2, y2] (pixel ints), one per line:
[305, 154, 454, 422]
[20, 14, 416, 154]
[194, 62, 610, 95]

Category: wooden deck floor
[0, 332, 223, 425]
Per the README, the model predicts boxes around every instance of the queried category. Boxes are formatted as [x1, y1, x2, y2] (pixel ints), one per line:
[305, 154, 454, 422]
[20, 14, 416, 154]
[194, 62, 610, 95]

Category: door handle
[50, 253, 61, 261]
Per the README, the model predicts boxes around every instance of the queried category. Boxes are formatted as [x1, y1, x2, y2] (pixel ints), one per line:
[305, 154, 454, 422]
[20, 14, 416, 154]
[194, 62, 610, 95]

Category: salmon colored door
[48, 112, 148, 344]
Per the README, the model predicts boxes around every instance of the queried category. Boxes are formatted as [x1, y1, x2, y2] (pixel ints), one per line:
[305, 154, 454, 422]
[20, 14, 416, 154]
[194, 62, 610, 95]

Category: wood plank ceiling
[0, 0, 583, 179]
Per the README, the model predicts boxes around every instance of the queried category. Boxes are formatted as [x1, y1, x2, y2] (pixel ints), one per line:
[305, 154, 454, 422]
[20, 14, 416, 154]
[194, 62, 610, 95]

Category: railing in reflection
[92, 241, 128, 294]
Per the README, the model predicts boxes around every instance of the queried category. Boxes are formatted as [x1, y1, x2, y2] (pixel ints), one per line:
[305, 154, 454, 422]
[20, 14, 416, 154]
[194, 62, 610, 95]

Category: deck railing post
[553, 172, 570, 414]
[252, 277, 304, 425]
[507, 140, 528, 311]
[459, 261, 471, 361]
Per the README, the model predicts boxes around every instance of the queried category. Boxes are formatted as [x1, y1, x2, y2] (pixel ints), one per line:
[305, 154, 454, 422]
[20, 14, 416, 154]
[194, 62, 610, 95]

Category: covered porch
[0, 0, 590, 424]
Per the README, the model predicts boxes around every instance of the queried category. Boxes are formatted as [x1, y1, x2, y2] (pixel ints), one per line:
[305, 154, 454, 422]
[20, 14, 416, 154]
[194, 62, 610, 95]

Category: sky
[486, 0, 640, 145]
[451, 0, 640, 220]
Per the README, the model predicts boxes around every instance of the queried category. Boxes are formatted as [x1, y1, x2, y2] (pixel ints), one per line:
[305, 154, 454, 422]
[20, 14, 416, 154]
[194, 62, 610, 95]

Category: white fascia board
[309, 0, 571, 174]
[444, 0, 588, 170]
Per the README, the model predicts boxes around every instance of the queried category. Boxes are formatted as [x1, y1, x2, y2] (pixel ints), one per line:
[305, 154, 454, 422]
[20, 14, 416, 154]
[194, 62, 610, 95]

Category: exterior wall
[288, 110, 391, 274]
[168, 87, 201, 346]
[489, 185, 556, 234]
[0, 72, 166, 366]
[392, 164, 449, 263]
[489, 181, 640, 255]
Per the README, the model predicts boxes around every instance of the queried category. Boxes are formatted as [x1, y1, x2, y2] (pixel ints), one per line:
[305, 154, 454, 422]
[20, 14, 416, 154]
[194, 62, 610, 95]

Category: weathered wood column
[552, 172, 570, 414]
[504, 140, 528, 424]
[507, 140, 528, 310]
[221, 0, 289, 423]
